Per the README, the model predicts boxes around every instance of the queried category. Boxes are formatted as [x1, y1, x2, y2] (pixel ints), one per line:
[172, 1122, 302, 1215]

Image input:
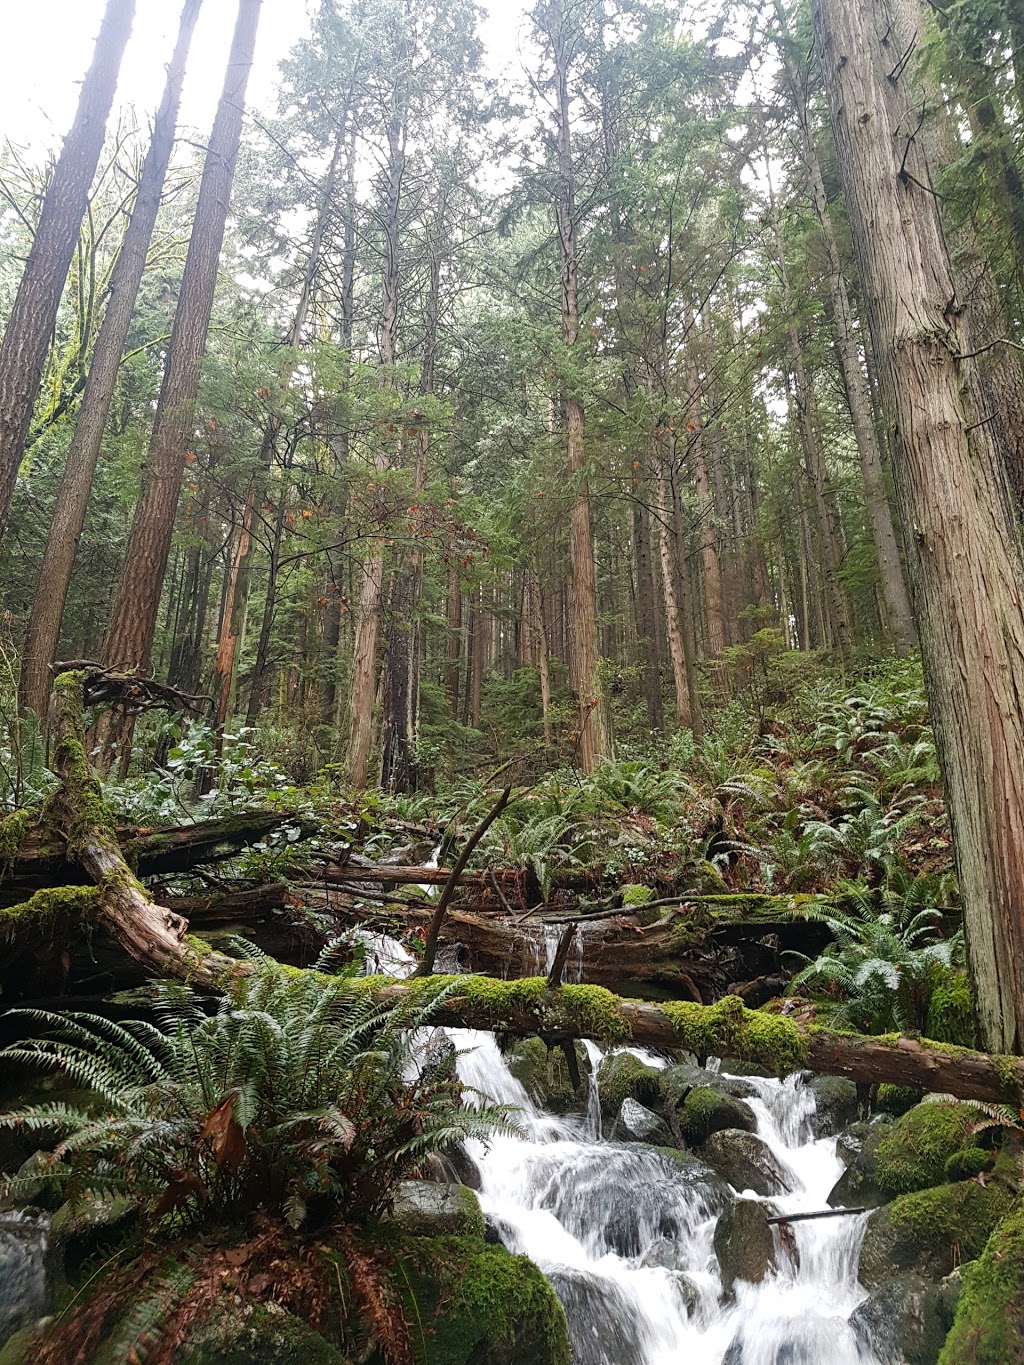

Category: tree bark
[102, 0, 261, 679]
[0, 0, 136, 539]
[813, 0, 1024, 1052]
[19, 0, 203, 722]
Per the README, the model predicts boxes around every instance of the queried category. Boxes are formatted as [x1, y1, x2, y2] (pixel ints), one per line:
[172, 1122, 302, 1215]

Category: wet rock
[828, 1120, 892, 1209]
[0, 1209, 49, 1348]
[596, 1051, 662, 1118]
[807, 1077, 860, 1137]
[858, 1180, 1014, 1288]
[386, 1180, 485, 1240]
[701, 1129, 792, 1197]
[445, 1141, 483, 1191]
[714, 1197, 777, 1296]
[612, 1097, 673, 1146]
[548, 1268, 650, 1365]
[850, 1276, 947, 1365]
[723, 1320, 861, 1364]
[49, 1193, 133, 1283]
[676, 1087, 756, 1145]
[661, 1063, 761, 1105]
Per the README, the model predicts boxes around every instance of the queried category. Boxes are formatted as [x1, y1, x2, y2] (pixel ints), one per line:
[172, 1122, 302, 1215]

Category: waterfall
[373, 933, 881, 1364]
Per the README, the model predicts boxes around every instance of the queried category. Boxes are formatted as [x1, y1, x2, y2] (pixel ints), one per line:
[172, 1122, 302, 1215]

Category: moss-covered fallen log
[357, 977, 1024, 1106]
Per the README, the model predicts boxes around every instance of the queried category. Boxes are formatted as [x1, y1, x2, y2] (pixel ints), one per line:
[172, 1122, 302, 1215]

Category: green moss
[0, 883, 98, 940]
[508, 1038, 588, 1113]
[621, 884, 654, 907]
[874, 1103, 980, 1195]
[926, 969, 976, 1048]
[939, 1202, 1024, 1365]
[396, 1235, 570, 1365]
[558, 984, 631, 1042]
[676, 1087, 756, 1144]
[944, 1147, 994, 1182]
[662, 995, 808, 1074]
[862, 1181, 1014, 1286]
[875, 1083, 924, 1116]
[0, 808, 32, 865]
[596, 1051, 662, 1118]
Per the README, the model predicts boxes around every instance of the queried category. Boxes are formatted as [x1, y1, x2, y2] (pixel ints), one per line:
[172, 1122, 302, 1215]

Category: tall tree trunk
[213, 123, 345, 742]
[549, 1, 610, 771]
[632, 477, 664, 733]
[19, 0, 203, 722]
[813, 0, 1024, 1052]
[683, 320, 729, 690]
[445, 567, 463, 720]
[779, 39, 916, 650]
[0, 0, 136, 539]
[102, 0, 261, 682]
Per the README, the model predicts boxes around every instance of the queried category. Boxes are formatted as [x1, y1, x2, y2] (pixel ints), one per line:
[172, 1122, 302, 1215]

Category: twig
[765, 1207, 866, 1225]
[414, 787, 513, 976]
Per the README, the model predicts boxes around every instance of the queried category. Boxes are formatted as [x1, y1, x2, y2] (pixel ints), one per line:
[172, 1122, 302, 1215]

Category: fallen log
[360, 978, 1024, 1106]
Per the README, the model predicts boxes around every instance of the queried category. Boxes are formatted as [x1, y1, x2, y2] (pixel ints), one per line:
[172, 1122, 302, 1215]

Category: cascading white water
[369, 933, 881, 1365]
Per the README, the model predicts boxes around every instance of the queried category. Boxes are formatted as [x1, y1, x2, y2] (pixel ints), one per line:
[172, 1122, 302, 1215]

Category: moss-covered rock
[659, 1062, 760, 1105]
[943, 1148, 994, 1183]
[859, 1181, 1014, 1288]
[507, 1037, 591, 1114]
[874, 1103, 980, 1196]
[938, 1202, 1024, 1365]
[714, 1197, 776, 1296]
[596, 1051, 662, 1119]
[676, 1088, 756, 1145]
[398, 1235, 570, 1365]
[387, 1182, 485, 1241]
[176, 1307, 346, 1365]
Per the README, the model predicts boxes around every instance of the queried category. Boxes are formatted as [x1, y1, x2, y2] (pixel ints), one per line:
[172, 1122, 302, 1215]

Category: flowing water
[362, 931, 881, 1365]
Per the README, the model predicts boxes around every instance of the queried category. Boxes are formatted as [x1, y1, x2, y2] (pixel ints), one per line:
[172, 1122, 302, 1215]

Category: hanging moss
[0, 884, 98, 941]
[874, 1102, 980, 1195]
[939, 1202, 1024, 1365]
[662, 995, 808, 1074]
[0, 808, 32, 866]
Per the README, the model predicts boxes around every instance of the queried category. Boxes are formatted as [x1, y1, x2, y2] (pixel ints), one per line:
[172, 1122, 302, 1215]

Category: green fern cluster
[0, 962, 515, 1232]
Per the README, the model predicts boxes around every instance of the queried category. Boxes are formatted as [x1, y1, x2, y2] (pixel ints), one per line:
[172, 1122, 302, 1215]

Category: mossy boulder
[939, 1202, 1024, 1365]
[676, 1088, 756, 1145]
[508, 1038, 591, 1114]
[701, 1129, 791, 1197]
[660, 1062, 760, 1106]
[175, 1307, 346, 1365]
[850, 1277, 948, 1365]
[397, 1235, 570, 1365]
[943, 1148, 994, 1183]
[859, 1180, 1014, 1288]
[596, 1051, 662, 1119]
[874, 1102, 980, 1196]
[714, 1197, 777, 1296]
[387, 1181, 485, 1240]
[807, 1077, 860, 1137]
[875, 1083, 925, 1117]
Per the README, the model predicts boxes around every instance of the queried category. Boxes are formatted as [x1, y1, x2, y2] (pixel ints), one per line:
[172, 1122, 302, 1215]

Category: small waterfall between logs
[365, 933, 883, 1365]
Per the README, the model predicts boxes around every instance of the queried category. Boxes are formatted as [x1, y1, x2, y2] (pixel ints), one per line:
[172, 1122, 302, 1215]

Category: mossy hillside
[859, 1180, 1014, 1287]
[874, 1102, 981, 1195]
[393, 1234, 571, 1365]
[939, 1202, 1024, 1365]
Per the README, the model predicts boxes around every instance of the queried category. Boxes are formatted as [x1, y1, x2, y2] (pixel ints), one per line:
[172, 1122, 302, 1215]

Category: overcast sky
[0, 0, 529, 154]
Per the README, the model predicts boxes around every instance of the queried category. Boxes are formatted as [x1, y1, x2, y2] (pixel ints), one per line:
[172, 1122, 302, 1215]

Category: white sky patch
[0, 0, 529, 157]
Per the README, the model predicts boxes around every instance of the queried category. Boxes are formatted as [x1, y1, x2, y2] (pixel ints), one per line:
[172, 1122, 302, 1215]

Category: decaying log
[366, 979, 1024, 1106]
[4, 812, 300, 905]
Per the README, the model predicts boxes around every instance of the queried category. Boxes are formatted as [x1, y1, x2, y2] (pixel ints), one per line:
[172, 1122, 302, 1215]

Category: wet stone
[714, 1197, 777, 1296]
[701, 1128, 792, 1197]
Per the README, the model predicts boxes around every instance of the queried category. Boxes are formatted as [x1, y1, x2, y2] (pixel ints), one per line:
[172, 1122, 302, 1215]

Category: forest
[1, 0, 1023, 1362]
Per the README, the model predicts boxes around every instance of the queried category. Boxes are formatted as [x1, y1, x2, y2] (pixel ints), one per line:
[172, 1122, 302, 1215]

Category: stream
[375, 930, 883, 1365]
